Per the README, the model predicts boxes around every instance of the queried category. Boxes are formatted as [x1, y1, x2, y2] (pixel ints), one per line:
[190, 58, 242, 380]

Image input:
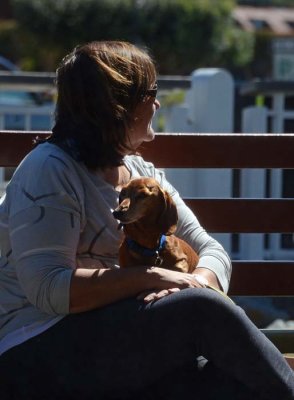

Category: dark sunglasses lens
[141, 83, 158, 98]
[147, 88, 157, 97]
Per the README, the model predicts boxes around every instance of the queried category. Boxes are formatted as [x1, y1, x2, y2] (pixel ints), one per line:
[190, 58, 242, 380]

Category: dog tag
[154, 251, 163, 266]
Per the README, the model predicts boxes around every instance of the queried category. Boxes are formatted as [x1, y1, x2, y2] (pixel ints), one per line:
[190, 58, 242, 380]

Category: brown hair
[51, 41, 157, 169]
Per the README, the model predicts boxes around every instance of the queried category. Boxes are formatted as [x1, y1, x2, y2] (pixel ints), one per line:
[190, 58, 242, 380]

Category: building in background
[233, 6, 294, 79]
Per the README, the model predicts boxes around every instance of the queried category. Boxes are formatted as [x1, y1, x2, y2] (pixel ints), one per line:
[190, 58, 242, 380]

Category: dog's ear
[157, 189, 178, 235]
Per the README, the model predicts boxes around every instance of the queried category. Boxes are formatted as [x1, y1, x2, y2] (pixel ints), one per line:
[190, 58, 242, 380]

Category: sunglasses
[140, 82, 158, 99]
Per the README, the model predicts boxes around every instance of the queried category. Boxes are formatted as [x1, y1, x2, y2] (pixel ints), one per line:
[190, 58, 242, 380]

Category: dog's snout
[113, 198, 131, 220]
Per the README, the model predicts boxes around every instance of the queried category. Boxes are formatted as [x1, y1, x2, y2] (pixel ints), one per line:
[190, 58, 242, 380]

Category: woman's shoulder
[124, 154, 157, 177]
[19, 142, 75, 170]
[11, 142, 84, 197]
[6, 142, 85, 216]
[124, 154, 167, 186]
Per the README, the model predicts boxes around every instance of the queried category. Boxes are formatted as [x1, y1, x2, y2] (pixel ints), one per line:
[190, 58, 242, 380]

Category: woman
[0, 41, 293, 400]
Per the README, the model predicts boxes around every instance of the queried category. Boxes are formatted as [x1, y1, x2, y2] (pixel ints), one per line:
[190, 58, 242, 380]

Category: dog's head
[113, 177, 178, 235]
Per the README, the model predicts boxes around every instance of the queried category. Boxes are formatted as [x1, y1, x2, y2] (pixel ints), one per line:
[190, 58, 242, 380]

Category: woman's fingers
[167, 287, 181, 294]
[138, 287, 181, 303]
[136, 290, 153, 300]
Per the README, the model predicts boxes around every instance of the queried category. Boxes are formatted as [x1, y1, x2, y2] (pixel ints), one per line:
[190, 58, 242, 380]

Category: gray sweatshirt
[0, 142, 231, 355]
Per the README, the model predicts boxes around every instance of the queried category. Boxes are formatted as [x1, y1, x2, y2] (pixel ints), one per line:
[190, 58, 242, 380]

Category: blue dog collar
[126, 234, 166, 259]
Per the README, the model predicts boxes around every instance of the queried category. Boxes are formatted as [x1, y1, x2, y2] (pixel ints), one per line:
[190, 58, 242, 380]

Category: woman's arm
[69, 267, 151, 313]
[69, 266, 205, 313]
[11, 206, 205, 314]
[192, 267, 222, 290]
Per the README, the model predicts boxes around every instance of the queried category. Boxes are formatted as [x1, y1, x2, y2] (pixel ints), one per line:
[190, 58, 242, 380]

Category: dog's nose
[112, 210, 121, 219]
[112, 210, 124, 230]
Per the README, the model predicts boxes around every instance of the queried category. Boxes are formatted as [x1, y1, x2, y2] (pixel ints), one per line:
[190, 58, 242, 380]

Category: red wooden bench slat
[1, 131, 294, 168]
[229, 261, 294, 296]
[140, 133, 294, 168]
[185, 198, 294, 233]
[0, 131, 49, 166]
[261, 330, 294, 354]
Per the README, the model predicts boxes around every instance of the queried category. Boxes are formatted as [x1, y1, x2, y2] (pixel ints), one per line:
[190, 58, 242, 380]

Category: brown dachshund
[113, 177, 199, 273]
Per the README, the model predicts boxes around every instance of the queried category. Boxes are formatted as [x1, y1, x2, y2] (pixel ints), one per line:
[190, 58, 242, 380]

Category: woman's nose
[155, 99, 160, 110]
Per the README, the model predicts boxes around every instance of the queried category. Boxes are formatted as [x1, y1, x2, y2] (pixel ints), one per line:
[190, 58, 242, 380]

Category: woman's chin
[144, 128, 156, 142]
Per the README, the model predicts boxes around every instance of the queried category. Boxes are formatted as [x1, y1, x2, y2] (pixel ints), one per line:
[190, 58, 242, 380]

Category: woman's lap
[0, 288, 293, 400]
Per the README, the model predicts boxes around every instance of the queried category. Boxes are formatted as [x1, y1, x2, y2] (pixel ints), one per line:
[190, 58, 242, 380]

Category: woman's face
[126, 93, 160, 150]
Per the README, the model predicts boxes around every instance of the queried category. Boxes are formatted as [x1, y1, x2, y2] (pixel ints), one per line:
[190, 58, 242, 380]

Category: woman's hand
[137, 266, 208, 303]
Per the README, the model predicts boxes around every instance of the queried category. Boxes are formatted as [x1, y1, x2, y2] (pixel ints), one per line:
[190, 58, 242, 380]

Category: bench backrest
[0, 131, 294, 297]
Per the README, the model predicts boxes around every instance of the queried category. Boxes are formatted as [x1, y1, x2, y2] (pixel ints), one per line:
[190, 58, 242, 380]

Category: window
[250, 19, 269, 31]
[286, 20, 294, 30]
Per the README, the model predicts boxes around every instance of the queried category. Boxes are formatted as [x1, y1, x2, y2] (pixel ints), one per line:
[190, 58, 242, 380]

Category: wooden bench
[0, 130, 293, 369]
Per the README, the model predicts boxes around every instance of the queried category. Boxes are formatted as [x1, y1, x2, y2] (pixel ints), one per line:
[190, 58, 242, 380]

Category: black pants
[0, 288, 293, 400]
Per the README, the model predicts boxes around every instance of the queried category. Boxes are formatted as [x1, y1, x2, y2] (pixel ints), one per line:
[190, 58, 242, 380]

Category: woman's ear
[158, 189, 178, 235]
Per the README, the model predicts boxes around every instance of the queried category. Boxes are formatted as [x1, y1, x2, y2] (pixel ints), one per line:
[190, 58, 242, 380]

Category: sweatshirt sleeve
[168, 187, 231, 292]
[160, 173, 231, 292]
[7, 149, 85, 315]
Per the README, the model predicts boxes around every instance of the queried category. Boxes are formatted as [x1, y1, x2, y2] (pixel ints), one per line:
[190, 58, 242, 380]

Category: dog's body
[113, 177, 199, 273]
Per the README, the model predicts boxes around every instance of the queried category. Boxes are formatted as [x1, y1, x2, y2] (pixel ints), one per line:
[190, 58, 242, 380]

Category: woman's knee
[157, 287, 248, 336]
[163, 287, 237, 315]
